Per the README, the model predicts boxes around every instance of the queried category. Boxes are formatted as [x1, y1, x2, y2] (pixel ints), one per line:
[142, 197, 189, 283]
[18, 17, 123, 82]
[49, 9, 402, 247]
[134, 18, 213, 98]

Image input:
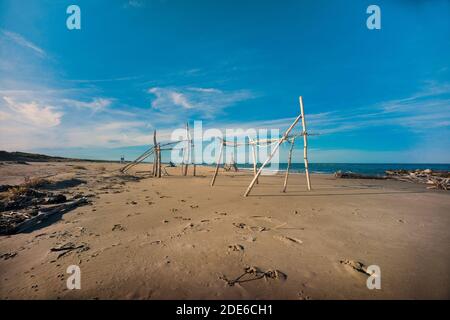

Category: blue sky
[0, 0, 449, 163]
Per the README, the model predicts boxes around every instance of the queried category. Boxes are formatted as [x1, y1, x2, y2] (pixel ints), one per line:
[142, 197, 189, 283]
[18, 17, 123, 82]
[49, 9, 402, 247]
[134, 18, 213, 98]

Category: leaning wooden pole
[152, 130, 157, 177]
[282, 137, 296, 193]
[250, 140, 258, 184]
[299, 96, 311, 191]
[210, 141, 224, 186]
[244, 113, 303, 197]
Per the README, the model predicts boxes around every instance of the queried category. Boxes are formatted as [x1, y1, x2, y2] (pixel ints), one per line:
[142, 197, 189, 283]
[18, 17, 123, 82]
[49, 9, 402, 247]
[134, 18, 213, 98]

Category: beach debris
[50, 242, 89, 259]
[221, 266, 287, 286]
[232, 222, 268, 232]
[334, 171, 385, 179]
[335, 169, 450, 190]
[0, 252, 18, 260]
[0, 185, 12, 192]
[1, 188, 52, 212]
[273, 235, 303, 245]
[227, 244, 244, 252]
[340, 259, 370, 275]
[112, 224, 126, 231]
[174, 216, 191, 221]
[0, 197, 90, 235]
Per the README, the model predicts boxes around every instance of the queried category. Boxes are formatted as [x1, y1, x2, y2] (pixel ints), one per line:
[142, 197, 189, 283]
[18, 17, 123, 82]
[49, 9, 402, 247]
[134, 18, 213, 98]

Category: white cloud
[148, 86, 255, 118]
[1, 29, 46, 58]
[170, 92, 193, 109]
[125, 0, 144, 8]
[2, 96, 62, 127]
[63, 98, 113, 111]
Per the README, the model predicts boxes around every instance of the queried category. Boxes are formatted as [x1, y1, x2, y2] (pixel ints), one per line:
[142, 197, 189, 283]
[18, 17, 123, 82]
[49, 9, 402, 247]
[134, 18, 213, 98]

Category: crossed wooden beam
[210, 96, 312, 196]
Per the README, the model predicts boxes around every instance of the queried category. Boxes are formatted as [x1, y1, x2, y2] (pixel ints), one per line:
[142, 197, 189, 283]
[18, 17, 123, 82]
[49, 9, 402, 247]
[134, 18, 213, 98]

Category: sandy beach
[0, 161, 449, 300]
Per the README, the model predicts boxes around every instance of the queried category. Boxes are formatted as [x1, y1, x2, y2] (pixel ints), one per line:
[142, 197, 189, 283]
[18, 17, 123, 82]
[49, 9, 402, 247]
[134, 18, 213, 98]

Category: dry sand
[0, 161, 449, 299]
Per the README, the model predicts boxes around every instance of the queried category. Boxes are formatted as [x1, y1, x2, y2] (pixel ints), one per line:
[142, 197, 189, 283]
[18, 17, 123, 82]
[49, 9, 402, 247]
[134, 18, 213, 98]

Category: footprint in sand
[174, 216, 191, 221]
[181, 221, 210, 233]
[298, 290, 312, 300]
[227, 244, 244, 252]
[233, 222, 268, 232]
[242, 235, 256, 242]
[112, 224, 126, 231]
[273, 235, 303, 245]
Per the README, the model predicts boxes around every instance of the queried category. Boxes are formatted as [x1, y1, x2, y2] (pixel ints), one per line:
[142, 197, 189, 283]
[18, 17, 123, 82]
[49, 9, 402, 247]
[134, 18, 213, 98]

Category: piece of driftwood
[282, 137, 296, 193]
[191, 124, 196, 176]
[121, 146, 155, 173]
[385, 169, 450, 190]
[334, 171, 386, 179]
[50, 242, 89, 259]
[244, 111, 304, 197]
[210, 142, 224, 186]
[299, 96, 311, 191]
[152, 130, 157, 177]
[12, 197, 89, 234]
[157, 144, 162, 178]
[184, 122, 189, 176]
[335, 169, 449, 190]
[250, 139, 258, 184]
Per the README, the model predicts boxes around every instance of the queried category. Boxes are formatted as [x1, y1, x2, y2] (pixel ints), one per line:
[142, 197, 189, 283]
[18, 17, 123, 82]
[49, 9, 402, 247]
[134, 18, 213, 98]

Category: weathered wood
[157, 144, 162, 178]
[13, 198, 89, 234]
[250, 140, 259, 184]
[334, 171, 386, 179]
[191, 123, 196, 176]
[152, 130, 157, 177]
[282, 137, 296, 192]
[121, 148, 154, 173]
[210, 142, 224, 186]
[299, 96, 311, 191]
[184, 122, 190, 176]
[244, 113, 303, 197]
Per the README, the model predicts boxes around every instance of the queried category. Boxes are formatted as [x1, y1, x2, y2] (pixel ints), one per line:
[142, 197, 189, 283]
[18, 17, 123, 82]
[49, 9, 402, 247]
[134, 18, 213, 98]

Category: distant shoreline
[1, 151, 449, 175]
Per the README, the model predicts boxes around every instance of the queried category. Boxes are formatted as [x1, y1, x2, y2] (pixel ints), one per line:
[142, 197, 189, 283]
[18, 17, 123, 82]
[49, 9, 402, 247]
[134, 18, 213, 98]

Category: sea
[235, 163, 450, 176]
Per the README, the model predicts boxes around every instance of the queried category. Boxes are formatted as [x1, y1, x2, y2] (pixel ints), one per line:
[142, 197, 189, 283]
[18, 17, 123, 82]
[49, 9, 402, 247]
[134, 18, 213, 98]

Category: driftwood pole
[157, 144, 162, 178]
[152, 130, 157, 177]
[184, 122, 189, 176]
[210, 141, 224, 186]
[191, 124, 196, 176]
[180, 148, 184, 175]
[282, 137, 295, 192]
[244, 113, 303, 197]
[299, 96, 311, 190]
[250, 140, 258, 184]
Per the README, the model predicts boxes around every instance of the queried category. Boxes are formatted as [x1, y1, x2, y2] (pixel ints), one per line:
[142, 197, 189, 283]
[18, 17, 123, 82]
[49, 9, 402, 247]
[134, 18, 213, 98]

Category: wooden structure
[209, 96, 312, 196]
[121, 123, 196, 177]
